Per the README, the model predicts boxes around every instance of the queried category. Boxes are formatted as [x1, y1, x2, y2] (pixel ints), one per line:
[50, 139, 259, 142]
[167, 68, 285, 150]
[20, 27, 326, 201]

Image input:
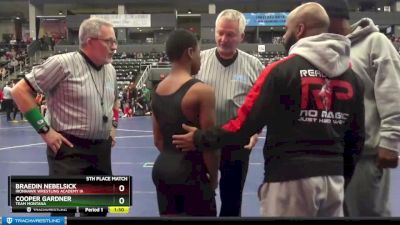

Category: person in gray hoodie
[172, 2, 365, 217]
[317, 0, 400, 217]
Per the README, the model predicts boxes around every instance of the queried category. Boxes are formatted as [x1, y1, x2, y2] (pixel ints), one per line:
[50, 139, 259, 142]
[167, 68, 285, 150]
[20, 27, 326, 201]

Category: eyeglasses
[91, 37, 118, 46]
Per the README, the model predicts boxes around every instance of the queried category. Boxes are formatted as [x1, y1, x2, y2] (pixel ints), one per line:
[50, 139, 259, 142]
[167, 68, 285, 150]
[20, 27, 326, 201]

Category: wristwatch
[37, 124, 50, 134]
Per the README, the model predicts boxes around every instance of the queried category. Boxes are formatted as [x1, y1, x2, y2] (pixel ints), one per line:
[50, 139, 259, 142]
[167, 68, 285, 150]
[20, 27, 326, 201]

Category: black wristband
[37, 124, 50, 134]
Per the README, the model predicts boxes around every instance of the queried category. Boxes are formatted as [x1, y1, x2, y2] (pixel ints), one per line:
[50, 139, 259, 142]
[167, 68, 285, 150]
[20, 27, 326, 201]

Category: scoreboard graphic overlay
[8, 176, 132, 214]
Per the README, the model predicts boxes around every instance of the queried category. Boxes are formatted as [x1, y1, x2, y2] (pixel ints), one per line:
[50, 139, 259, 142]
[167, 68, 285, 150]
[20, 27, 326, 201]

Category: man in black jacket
[173, 2, 365, 217]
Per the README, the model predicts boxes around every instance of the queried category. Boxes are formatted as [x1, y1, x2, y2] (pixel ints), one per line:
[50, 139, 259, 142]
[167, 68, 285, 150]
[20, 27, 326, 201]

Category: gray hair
[215, 9, 246, 34]
[79, 17, 113, 48]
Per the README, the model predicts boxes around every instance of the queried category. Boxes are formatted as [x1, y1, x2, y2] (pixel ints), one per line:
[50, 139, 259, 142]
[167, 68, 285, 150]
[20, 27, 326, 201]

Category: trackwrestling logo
[2, 217, 65, 225]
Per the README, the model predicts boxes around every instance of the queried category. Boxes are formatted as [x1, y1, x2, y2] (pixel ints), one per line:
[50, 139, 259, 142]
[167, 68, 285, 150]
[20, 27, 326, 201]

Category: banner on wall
[91, 14, 151, 28]
[244, 13, 288, 26]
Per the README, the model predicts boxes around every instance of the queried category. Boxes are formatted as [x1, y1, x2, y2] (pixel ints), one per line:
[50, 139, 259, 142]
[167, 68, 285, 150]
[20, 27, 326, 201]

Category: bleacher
[115, 50, 287, 90]
[112, 51, 170, 91]
[4, 47, 289, 91]
[113, 58, 141, 89]
[0, 43, 30, 86]
[252, 51, 286, 65]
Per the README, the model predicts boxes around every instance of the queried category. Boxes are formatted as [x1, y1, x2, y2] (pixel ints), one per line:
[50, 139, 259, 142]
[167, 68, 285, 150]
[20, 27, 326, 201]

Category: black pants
[3, 99, 13, 121]
[47, 134, 112, 217]
[152, 151, 216, 217]
[13, 103, 23, 120]
[219, 145, 250, 217]
[155, 179, 216, 216]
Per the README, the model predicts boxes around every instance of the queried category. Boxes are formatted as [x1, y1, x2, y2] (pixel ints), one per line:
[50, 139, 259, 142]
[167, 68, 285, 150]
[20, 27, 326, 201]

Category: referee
[11, 17, 119, 216]
[195, 9, 264, 216]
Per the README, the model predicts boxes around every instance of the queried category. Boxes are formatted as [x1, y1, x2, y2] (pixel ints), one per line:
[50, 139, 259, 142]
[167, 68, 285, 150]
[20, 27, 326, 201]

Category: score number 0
[118, 184, 125, 205]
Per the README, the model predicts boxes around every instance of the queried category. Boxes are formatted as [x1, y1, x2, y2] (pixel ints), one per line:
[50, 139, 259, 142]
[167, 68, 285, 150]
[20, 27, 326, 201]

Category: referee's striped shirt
[196, 47, 264, 126]
[25, 51, 117, 140]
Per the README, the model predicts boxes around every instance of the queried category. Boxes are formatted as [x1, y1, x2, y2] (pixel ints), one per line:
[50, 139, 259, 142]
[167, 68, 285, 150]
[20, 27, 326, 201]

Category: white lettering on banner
[91, 14, 151, 27]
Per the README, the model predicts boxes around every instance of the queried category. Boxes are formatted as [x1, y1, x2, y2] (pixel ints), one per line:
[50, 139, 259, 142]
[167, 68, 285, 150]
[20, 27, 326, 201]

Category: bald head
[288, 2, 330, 37]
[283, 2, 330, 53]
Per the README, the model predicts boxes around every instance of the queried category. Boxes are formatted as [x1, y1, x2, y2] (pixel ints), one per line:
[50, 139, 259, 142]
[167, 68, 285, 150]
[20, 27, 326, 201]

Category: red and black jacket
[194, 54, 365, 182]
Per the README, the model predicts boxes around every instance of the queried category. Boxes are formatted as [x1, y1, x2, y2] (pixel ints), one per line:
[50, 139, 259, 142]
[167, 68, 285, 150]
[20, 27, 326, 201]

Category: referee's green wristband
[24, 107, 47, 131]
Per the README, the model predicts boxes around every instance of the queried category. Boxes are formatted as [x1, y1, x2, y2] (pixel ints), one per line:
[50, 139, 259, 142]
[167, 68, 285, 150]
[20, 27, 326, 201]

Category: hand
[110, 127, 117, 147]
[207, 173, 218, 190]
[172, 124, 198, 151]
[40, 128, 73, 154]
[244, 133, 259, 150]
[377, 147, 399, 169]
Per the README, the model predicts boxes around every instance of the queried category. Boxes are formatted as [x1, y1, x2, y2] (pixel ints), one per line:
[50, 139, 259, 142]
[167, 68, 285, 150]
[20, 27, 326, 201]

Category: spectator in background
[0, 66, 7, 79]
[134, 88, 145, 116]
[0, 87, 3, 111]
[10, 58, 18, 68]
[123, 83, 137, 112]
[123, 102, 133, 117]
[50, 36, 56, 51]
[2, 81, 13, 121]
[11, 81, 24, 122]
[141, 84, 151, 115]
